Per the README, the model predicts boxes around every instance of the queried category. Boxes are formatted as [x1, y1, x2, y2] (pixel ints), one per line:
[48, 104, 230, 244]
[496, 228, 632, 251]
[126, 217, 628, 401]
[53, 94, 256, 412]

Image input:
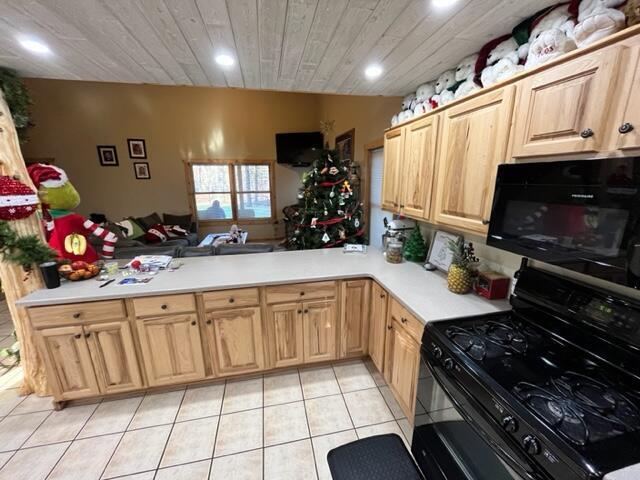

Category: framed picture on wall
[426, 230, 462, 272]
[335, 128, 355, 161]
[133, 162, 151, 180]
[97, 145, 119, 166]
[127, 138, 147, 159]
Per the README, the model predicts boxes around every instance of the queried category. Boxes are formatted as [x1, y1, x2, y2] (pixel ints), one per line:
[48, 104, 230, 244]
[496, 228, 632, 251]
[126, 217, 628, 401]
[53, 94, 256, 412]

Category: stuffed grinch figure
[27, 164, 118, 263]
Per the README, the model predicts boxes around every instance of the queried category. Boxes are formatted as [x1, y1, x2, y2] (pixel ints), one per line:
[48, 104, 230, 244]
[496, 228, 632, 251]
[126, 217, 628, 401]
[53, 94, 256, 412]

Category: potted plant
[446, 238, 479, 294]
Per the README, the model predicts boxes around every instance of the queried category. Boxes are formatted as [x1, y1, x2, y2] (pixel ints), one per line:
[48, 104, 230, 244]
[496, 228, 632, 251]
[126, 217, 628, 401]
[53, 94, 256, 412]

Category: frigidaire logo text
[571, 193, 594, 199]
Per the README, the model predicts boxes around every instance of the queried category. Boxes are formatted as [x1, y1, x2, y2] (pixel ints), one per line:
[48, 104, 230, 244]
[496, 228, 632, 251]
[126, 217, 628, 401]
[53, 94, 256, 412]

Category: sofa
[113, 243, 275, 259]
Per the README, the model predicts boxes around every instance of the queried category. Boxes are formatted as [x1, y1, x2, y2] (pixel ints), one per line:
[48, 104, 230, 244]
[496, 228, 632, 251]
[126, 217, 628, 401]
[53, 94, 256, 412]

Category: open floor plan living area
[1, 1, 640, 479]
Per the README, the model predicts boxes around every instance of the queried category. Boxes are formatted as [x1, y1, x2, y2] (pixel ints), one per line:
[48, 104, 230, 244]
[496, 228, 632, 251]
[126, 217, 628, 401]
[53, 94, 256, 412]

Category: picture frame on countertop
[133, 162, 151, 180]
[97, 145, 119, 167]
[127, 138, 147, 159]
[426, 230, 461, 273]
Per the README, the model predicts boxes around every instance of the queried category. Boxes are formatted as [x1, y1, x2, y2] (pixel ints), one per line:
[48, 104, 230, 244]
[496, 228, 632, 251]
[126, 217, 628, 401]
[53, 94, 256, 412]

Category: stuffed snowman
[432, 70, 456, 107]
[391, 114, 399, 126]
[524, 3, 578, 68]
[412, 81, 436, 117]
[454, 54, 480, 100]
[574, 0, 626, 48]
[480, 37, 524, 87]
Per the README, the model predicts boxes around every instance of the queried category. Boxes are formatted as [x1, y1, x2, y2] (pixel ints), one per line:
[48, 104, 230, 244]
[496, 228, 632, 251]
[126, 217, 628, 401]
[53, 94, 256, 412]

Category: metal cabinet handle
[206, 319, 212, 325]
[161, 304, 168, 310]
[304, 309, 309, 314]
[380, 293, 385, 299]
[73, 313, 81, 319]
[85, 333, 91, 338]
[297, 310, 302, 314]
[74, 333, 81, 339]
[300, 291, 305, 296]
[619, 122, 634, 134]
[580, 128, 594, 138]
[228, 298, 235, 303]
[387, 325, 392, 330]
[190, 320, 197, 326]
[481, 219, 490, 225]
[401, 317, 407, 324]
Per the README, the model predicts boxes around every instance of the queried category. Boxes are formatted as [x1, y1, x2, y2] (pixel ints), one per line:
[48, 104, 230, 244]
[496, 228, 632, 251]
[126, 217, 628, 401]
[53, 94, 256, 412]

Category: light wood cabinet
[303, 300, 337, 363]
[611, 46, 640, 152]
[433, 85, 516, 234]
[368, 282, 388, 373]
[381, 128, 404, 211]
[206, 306, 264, 376]
[266, 303, 304, 368]
[340, 279, 370, 358]
[512, 47, 623, 158]
[85, 321, 143, 395]
[136, 313, 205, 386]
[401, 115, 439, 219]
[37, 325, 100, 400]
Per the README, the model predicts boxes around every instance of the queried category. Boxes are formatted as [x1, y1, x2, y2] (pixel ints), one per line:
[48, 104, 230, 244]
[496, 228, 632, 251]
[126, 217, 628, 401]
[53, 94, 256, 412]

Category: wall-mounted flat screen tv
[275, 132, 323, 166]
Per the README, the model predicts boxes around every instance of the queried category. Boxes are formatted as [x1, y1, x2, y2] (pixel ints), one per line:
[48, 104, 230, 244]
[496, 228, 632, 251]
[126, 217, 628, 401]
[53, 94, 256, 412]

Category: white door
[369, 148, 386, 249]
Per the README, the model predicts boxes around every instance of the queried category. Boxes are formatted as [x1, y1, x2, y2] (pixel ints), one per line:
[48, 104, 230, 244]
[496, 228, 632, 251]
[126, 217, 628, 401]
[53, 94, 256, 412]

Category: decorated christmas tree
[404, 227, 427, 262]
[285, 149, 365, 250]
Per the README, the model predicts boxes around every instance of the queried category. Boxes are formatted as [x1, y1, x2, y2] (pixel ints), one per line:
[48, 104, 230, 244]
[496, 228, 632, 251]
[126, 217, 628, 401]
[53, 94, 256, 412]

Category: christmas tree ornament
[321, 166, 329, 175]
[310, 218, 318, 228]
[330, 187, 335, 198]
[329, 166, 339, 175]
[0, 176, 39, 221]
[297, 192, 303, 199]
[354, 218, 360, 228]
[322, 232, 330, 243]
[403, 227, 428, 262]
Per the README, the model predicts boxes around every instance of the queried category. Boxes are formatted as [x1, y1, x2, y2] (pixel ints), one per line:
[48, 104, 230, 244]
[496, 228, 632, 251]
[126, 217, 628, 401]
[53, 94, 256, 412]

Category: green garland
[0, 221, 55, 272]
[0, 67, 33, 142]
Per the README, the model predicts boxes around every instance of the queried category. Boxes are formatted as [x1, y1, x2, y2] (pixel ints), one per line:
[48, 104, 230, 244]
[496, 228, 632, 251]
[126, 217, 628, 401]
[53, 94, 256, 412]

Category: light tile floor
[0, 346, 459, 479]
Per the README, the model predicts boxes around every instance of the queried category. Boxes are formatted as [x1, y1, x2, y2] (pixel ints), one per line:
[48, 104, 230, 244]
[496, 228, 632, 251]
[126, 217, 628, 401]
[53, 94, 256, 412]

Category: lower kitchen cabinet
[340, 279, 371, 358]
[368, 282, 389, 373]
[136, 313, 205, 386]
[205, 306, 265, 376]
[37, 325, 100, 400]
[266, 303, 305, 368]
[303, 300, 337, 363]
[85, 321, 143, 395]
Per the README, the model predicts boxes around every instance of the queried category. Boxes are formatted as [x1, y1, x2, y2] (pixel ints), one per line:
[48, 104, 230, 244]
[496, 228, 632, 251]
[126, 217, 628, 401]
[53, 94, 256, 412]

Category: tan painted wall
[22, 78, 400, 239]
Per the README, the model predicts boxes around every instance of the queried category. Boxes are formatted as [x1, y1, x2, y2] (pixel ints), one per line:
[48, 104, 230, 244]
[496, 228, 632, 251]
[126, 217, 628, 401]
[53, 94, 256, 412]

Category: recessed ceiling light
[364, 64, 383, 80]
[432, 0, 459, 8]
[18, 37, 51, 54]
[215, 54, 235, 67]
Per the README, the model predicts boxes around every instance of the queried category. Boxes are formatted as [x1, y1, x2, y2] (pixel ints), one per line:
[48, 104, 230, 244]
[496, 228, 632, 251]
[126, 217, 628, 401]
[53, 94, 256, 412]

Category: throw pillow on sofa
[116, 218, 146, 240]
[145, 223, 170, 243]
[163, 213, 192, 231]
[137, 212, 163, 230]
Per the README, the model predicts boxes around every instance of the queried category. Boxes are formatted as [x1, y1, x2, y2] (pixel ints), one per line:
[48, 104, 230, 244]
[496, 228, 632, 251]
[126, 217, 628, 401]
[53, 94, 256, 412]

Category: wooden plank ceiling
[0, 0, 557, 96]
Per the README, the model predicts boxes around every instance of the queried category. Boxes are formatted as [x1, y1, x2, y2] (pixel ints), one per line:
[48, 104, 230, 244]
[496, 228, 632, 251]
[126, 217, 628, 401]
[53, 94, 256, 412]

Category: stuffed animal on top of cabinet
[524, 3, 578, 68]
[574, 0, 627, 47]
[432, 70, 456, 107]
[480, 37, 524, 87]
[454, 53, 480, 100]
[626, 0, 640, 26]
[412, 81, 436, 117]
[391, 114, 399, 126]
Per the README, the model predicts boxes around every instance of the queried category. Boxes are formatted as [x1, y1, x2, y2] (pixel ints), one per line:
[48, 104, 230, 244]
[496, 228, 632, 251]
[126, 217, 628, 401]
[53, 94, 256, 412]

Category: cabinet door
[401, 115, 439, 220]
[266, 303, 304, 368]
[433, 86, 515, 234]
[368, 282, 388, 373]
[512, 47, 623, 158]
[303, 300, 337, 363]
[86, 321, 143, 394]
[381, 128, 404, 212]
[384, 318, 420, 421]
[136, 313, 205, 386]
[339, 279, 371, 358]
[613, 46, 640, 151]
[206, 307, 264, 376]
[37, 326, 100, 401]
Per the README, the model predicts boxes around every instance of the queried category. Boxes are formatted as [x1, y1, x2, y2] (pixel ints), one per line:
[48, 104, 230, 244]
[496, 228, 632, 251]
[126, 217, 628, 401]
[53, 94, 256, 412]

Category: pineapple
[446, 238, 479, 294]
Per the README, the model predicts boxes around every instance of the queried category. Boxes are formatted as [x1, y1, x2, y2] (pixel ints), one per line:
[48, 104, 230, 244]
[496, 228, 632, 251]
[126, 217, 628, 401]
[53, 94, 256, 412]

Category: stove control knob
[443, 358, 454, 370]
[501, 415, 518, 433]
[433, 347, 443, 359]
[523, 435, 541, 455]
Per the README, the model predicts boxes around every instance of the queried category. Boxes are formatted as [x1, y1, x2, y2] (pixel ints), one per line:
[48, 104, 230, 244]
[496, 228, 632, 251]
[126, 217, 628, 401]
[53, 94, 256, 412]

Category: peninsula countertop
[17, 247, 511, 324]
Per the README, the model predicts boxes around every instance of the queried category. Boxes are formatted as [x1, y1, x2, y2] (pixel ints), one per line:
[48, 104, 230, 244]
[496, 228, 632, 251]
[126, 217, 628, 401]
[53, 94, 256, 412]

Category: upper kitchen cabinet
[381, 127, 404, 212]
[512, 47, 623, 158]
[401, 115, 440, 220]
[433, 85, 516, 234]
[611, 46, 640, 152]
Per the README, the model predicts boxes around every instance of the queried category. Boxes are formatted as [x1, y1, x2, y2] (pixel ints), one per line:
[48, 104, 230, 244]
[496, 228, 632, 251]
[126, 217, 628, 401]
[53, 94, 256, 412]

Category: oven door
[411, 355, 546, 480]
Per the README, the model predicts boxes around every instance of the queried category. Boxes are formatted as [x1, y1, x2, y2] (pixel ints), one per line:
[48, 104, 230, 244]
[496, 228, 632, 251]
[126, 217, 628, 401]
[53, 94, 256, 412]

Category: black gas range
[413, 265, 640, 480]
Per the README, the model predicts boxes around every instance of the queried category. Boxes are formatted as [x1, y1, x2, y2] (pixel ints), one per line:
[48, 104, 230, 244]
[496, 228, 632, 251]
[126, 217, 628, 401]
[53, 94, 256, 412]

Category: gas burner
[478, 321, 528, 354]
[514, 373, 640, 446]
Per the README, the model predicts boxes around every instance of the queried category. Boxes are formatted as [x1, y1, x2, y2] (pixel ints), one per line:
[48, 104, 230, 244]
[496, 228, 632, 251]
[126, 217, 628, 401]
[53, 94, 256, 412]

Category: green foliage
[284, 149, 365, 250]
[0, 67, 33, 142]
[404, 227, 427, 262]
[447, 237, 479, 271]
[0, 221, 56, 272]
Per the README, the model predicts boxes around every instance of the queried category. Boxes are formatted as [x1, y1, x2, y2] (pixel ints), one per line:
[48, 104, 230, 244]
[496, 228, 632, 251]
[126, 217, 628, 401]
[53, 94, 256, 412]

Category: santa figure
[27, 164, 118, 263]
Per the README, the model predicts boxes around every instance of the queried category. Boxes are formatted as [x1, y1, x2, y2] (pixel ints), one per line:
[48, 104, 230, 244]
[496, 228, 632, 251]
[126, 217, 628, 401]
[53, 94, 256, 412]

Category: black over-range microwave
[487, 157, 640, 289]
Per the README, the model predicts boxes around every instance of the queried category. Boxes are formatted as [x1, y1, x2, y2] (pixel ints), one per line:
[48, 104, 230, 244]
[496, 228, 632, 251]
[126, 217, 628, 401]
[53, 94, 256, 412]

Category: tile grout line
[330, 364, 357, 433]
[152, 388, 187, 479]
[207, 378, 226, 479]
[298, 368, 320, 480]
[262, 373, 266, 480]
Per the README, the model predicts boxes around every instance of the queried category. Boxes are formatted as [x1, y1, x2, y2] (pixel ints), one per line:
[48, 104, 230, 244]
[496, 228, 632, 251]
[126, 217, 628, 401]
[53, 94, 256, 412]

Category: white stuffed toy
[398, 109, 413, 124]
[481, 37, 524, 87]
[412, 101, 428, 118]
[415, 82, 436, 103]
[401, 93, 416, 111]
[523, 4, 577, 68]
[432, 70, 456, 107]
[391, 114, 399, 126]
[574, 0, 626, 47]
[454, 54, 480, 100]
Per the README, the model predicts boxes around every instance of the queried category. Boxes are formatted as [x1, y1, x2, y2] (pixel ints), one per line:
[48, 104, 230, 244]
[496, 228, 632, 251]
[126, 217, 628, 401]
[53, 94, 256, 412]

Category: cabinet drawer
[202, 288, 260, 310]
[265, 281, 336, 304]
[132, 294, 196, 317]
[30, 300, 126, 329]
[389, 298, 423, 343]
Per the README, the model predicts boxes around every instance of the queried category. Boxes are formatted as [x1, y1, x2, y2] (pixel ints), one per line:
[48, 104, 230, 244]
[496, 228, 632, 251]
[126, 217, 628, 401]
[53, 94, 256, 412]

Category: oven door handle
[430, 365, 549, 480]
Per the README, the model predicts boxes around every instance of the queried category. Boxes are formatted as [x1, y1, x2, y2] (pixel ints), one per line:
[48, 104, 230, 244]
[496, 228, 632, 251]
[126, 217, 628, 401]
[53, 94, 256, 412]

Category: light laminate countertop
[17, 247, 510, 324]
